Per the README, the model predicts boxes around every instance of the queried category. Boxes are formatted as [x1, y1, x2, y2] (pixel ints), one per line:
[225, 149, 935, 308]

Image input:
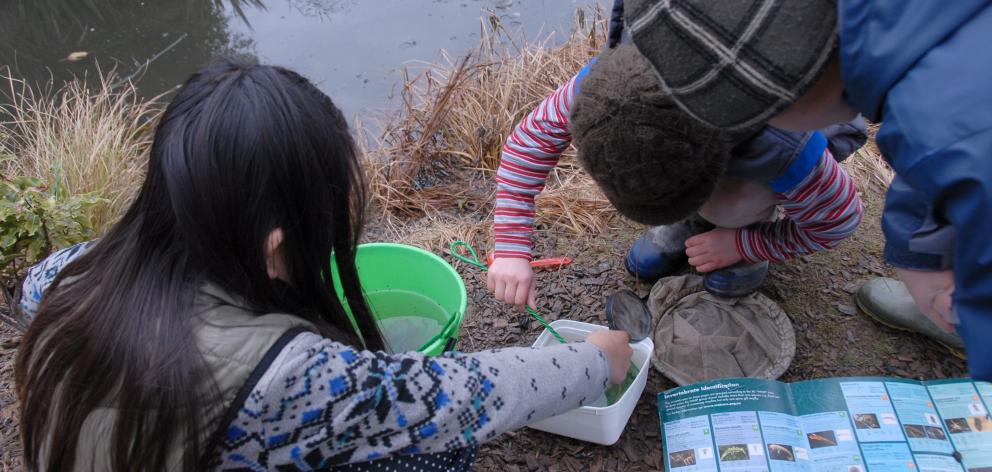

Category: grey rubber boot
[855, 277, 965, 358]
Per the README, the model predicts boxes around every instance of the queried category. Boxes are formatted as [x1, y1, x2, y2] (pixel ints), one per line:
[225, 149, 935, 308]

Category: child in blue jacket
[623, 0, 992, 380]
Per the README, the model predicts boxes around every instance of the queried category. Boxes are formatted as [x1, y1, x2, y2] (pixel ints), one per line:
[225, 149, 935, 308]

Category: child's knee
[698, 179, 777, 228]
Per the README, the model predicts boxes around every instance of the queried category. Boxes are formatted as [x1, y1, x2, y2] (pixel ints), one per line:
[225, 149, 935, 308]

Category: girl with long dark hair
[14, 63, 632, 471]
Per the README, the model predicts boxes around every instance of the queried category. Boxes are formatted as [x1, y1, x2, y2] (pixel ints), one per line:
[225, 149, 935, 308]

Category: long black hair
[16, 62, 384, 471]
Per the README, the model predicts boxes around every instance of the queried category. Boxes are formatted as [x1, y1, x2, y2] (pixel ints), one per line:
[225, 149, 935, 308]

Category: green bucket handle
[449, 241, 567, 344]
[449, 240, 639, 405]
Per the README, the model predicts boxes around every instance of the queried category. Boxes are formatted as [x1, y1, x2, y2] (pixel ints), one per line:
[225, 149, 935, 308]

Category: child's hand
[685, 228, 743, 273]
[587, 330, 634, 385]
[895, 268, 957, 333]
[487, 257, 536, 312]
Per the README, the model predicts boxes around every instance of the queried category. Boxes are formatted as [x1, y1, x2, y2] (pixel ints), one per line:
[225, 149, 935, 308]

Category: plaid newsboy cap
[624, 0, 838, 131]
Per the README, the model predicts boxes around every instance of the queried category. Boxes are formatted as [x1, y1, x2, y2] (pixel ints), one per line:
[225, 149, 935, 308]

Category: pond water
[1, 0, 598, 121]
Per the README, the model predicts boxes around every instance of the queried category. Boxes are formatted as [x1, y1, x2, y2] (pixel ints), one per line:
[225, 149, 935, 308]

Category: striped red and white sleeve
[493, 74, 581, 260]
[737, 136, 864, 264]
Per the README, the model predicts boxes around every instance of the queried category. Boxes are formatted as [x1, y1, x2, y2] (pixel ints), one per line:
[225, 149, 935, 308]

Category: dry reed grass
[842, 123, 894, 205]
[362, 7, 615, 238]
[0, 69, 161, 232]
[378, 213, 488, 256]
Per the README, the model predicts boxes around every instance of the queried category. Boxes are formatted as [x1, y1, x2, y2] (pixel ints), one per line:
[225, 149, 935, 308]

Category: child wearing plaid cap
[488, 43, 866, 309]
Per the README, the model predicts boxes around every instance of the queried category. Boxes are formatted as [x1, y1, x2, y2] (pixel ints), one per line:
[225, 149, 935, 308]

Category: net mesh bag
[648, 274, 795, 385]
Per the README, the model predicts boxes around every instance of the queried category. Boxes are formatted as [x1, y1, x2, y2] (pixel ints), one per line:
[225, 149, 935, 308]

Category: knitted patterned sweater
[20, 244, 611, 469]
[211, 333, 608, 469]
[494, 70, 863, 262]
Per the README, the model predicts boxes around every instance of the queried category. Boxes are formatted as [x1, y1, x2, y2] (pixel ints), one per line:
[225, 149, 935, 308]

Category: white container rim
[532, 320, 654, 414]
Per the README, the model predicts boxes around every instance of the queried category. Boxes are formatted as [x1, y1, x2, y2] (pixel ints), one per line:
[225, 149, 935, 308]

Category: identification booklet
[658, 377, 992, 472]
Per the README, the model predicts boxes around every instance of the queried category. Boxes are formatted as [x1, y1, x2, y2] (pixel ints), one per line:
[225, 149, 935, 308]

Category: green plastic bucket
[332, 243, 467, 356]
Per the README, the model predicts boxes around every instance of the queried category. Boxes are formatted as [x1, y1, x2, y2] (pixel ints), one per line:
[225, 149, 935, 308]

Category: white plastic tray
[527, 319, 654, 445]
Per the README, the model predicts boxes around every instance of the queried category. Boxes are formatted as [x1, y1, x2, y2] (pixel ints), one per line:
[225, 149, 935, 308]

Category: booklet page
[658, 377, 992, 472]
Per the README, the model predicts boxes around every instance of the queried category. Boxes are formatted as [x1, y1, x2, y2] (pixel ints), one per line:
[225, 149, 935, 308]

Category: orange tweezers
[486, 254, 573, 270]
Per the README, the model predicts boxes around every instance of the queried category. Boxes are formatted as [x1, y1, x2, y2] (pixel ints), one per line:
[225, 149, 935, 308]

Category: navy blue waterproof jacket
[839, 1, 992, 379]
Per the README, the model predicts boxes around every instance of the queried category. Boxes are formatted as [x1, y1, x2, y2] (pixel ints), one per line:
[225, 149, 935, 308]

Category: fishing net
[648, 274, 795, 385]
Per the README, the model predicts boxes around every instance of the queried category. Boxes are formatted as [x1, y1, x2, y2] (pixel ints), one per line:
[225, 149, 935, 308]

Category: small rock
[836, 303, 857, 316]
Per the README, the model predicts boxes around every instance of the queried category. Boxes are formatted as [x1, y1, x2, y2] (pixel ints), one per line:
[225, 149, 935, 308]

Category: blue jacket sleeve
[724, 116, 867, 183]
[821, 116, 868, 162]
[882, 128, 992, 381]
[880, 177, 954, 272]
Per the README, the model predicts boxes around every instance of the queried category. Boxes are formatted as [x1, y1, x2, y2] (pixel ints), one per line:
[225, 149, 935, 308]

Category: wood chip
[562, 456, 582, 472]
[621, 440, 640, 463]
[836, 303, 857, 316]
[0, 403, 17, 423]
[588, 263, 611, 275]
[525, 453, 539, 471]
[581, 277, 604, 286]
